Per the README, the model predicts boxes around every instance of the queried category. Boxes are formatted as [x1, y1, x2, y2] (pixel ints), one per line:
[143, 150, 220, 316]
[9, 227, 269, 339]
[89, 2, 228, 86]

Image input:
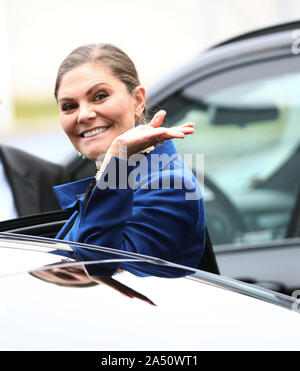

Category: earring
[78, 152, 85, 159]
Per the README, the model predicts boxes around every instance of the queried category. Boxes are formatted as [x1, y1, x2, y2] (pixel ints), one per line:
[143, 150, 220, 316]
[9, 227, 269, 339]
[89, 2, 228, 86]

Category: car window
[163, 55, 300, 248]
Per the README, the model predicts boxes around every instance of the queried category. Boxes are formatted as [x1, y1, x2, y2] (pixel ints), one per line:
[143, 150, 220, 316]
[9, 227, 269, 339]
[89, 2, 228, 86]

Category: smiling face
[57, 62, 145, 161]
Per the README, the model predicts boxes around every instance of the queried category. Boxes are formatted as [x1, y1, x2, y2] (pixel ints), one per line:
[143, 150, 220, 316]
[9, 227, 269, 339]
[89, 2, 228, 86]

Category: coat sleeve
[72, 156, 206, 278]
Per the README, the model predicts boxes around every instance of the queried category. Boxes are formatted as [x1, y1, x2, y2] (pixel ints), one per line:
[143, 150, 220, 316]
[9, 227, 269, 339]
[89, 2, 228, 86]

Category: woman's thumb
[150, 110, 166, 127]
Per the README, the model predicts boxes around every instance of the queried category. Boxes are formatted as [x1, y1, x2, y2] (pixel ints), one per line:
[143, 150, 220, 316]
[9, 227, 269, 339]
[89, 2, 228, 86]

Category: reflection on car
[0, 232, 300, 350]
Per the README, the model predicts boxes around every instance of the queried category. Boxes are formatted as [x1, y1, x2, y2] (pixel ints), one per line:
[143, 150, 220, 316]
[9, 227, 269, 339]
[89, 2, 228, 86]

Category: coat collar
[53, 177, 94, 210]
[53, 140, 179, 210]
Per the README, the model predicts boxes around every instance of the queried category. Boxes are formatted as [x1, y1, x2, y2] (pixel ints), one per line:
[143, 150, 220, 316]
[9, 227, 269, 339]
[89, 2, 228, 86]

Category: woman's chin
[78, 134, 113, 161]
[81, 148, 107, 162]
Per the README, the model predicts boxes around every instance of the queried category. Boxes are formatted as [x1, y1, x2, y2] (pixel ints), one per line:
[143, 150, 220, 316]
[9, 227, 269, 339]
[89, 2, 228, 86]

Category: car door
[149, 30, 300, 294]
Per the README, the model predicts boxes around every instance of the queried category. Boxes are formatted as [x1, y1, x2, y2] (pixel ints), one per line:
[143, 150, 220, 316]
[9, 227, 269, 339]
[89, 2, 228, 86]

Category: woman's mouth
[81, 126, 110, 138]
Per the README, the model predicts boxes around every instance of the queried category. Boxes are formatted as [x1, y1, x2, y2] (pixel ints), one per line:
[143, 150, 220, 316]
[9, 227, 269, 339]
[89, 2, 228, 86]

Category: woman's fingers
[157, 125, 195, 140]
[148, 110, 195, 137]
[179, 122, 195, 128]
[111, 113, 195, 159]
[178, 127, 195, 135]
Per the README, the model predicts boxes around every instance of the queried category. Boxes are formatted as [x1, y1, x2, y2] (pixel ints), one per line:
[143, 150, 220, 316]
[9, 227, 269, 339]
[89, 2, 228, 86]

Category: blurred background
[1, 0, 300, 163]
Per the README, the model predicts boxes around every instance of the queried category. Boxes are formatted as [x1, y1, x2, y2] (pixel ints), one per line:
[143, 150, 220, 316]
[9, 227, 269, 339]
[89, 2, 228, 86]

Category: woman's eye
[61, 103, 77, 112]
[94, 92, 108, 101]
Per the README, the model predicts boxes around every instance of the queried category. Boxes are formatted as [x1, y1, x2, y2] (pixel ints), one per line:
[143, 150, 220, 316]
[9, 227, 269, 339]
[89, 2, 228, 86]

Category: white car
[1, 232, 300, 351]
[2, 20, 300, 352]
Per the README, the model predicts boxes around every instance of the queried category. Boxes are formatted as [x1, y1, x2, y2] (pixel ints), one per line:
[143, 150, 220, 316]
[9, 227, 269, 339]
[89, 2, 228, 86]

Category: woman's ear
[133, 86, 146, 118]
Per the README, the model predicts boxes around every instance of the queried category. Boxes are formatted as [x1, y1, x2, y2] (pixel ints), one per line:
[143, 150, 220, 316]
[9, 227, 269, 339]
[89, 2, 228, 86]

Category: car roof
[210, 20, 300, 49]
[147, 21, 300, 106]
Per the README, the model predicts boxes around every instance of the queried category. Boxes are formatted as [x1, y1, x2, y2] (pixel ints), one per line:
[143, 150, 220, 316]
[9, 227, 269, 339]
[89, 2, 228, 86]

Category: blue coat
[53, 140, 206, 277]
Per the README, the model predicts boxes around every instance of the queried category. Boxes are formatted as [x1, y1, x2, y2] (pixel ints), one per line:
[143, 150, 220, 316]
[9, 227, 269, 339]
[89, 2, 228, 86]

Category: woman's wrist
[110, 138, 128, 159]
[98, 140, 126, 174]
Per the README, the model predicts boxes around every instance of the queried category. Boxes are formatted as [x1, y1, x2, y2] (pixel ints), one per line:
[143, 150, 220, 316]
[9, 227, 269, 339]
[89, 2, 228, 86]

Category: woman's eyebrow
[58, 83, 109, 103]
[58, 97, 74, 103]
[86, 82, 109, 96]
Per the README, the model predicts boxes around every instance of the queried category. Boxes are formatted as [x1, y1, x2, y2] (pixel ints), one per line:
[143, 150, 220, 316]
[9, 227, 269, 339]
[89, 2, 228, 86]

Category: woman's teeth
[83, 127, 109, 138]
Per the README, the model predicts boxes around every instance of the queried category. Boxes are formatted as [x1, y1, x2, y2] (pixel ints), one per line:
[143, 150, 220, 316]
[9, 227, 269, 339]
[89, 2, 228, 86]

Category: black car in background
[1, 21, 300, 295]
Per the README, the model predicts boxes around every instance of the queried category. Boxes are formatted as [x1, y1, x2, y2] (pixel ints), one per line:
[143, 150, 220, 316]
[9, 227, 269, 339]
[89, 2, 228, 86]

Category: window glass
[164, 56, 300, 247]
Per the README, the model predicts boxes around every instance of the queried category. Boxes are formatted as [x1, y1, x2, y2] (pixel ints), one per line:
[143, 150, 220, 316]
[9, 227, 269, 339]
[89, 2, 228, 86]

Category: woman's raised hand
[108, 110, 195, 160]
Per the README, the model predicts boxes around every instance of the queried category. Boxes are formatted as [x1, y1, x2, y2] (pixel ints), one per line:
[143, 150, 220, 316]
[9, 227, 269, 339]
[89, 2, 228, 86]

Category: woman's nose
[77, 104, 96, 124]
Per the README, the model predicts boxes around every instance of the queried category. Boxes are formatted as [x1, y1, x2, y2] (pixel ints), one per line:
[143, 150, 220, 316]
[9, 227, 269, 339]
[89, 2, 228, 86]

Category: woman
[52, 43, 206, 278]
